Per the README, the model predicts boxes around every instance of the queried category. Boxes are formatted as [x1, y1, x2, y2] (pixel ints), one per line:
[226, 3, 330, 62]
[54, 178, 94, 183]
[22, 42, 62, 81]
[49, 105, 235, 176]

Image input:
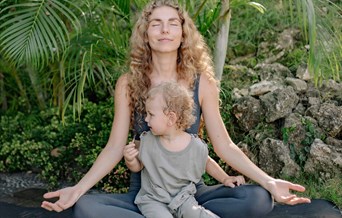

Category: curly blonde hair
[147, 82, 195, 130]
[127, 0, 216, 127]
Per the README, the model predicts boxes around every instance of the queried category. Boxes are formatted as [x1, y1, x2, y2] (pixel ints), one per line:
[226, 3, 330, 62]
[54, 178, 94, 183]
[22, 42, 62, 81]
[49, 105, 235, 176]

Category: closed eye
[149, 20, 161, 27]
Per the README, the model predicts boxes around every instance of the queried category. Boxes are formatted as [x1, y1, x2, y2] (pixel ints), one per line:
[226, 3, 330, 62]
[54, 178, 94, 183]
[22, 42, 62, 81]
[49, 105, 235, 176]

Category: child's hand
[223, 175, 245, 188]
[123, 142, 139, 162]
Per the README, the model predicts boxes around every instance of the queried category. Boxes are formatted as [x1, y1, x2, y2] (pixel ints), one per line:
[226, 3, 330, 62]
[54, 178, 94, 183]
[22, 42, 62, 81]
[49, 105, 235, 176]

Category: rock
[232, 96, 265, 131]
[229, 60, 342, 179]
[285, 77, 308, 92]
[308, 97, 320, 107]
[294, 103, 306, 115]
[304, 139, 342, 178]
[249, 80, 281, 96]
[310, 103, 342, 137]
[277, 28, 300, 51]
[259, 138, 300, 177]
[325, 137, 342, 148]
[283, 113, 307, 154]
[296, 63, 311, 81]
[255, 63, 293, 82]
[232, 88, 249, 99]
[320, 79, 342, 105]
[260, 86, 299, 122]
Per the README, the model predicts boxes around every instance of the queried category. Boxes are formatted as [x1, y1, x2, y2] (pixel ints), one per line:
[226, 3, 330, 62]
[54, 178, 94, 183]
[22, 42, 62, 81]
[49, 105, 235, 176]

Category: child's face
[145, 94, 169, 135]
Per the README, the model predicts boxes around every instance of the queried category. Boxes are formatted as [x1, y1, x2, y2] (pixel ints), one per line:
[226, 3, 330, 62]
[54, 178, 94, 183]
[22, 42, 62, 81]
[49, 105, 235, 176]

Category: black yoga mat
[0, 199, 340, 218]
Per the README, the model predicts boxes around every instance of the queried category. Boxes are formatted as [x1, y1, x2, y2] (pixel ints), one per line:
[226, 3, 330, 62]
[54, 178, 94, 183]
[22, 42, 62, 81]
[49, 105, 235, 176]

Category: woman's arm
[42, 74, 132, 211]
[199, 73, 310, 205]
[205, 156, 245, 187]
[74, 74, 132, 192]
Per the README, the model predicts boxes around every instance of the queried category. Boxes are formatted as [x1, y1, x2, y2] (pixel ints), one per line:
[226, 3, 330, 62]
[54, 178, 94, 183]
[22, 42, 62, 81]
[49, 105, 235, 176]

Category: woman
[41, 1, 310, 217]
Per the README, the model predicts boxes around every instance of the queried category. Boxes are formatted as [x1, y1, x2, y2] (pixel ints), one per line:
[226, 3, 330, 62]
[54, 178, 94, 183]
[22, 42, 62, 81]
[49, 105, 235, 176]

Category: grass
[280, 174, 342, 210]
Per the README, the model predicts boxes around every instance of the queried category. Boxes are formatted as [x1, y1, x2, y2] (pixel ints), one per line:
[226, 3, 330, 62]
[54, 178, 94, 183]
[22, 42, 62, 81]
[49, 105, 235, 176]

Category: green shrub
[0, 97, 131, 192]
[0, 140, 52, 172]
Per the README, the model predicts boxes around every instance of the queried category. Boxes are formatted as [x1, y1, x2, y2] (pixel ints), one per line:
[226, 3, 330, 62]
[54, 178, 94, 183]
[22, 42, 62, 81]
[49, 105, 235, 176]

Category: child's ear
[168, 112, 177, 126]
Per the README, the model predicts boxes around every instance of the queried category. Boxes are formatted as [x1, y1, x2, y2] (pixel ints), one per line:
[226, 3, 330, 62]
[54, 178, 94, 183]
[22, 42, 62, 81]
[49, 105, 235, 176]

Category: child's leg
[177, 196, 219, 218]
[138, 201, 173, 218]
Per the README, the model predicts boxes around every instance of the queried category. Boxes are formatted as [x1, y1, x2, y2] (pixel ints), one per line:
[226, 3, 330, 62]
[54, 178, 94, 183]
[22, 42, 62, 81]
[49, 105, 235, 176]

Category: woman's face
[147, 6, 183, 54]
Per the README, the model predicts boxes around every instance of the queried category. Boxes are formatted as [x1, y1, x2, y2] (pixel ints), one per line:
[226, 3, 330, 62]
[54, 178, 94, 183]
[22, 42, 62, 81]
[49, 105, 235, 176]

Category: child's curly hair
[147, 82, 195, 130]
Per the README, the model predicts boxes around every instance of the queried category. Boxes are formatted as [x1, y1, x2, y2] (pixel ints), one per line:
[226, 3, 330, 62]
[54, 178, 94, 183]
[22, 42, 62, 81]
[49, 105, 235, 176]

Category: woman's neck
[151, 52, 178, 81]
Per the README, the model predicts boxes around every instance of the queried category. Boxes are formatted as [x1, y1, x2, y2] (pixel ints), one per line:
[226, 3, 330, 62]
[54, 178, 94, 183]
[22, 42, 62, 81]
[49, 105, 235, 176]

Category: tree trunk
[0, 72, 7, 111]
[12, 68, 31, 110]
[26, 66, 46, 110]
[214, 0, 231, 81]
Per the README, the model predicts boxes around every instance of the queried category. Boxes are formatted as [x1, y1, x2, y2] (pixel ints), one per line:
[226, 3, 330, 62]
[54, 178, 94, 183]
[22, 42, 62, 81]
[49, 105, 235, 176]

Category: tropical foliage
[287, 0, 341, 85]
[0, 0, 134, 118]
[0, 0, 340, 117]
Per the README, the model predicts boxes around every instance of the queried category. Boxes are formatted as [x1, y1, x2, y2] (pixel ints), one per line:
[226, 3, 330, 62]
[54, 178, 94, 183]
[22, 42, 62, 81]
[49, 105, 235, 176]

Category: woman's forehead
[149, 6, 180, 21]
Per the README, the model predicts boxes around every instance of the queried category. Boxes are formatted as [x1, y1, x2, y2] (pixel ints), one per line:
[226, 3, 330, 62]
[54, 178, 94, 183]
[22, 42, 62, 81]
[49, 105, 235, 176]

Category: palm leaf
[0, 0, 81, 69]
[289, 0, 341, 84]
[247, 2, 266, 14]
[57, 1, 131, 120]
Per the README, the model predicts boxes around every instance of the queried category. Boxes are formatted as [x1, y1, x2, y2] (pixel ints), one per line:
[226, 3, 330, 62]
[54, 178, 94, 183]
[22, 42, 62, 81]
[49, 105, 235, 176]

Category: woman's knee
[74, 195, 98, 218]
[74, 194, 143, 218]
[244, 185, 273, 216]
[200, 185, 273, 218]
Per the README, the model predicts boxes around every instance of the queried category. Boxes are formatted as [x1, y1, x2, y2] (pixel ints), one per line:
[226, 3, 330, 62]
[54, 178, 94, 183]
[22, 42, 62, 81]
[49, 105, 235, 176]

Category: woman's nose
[161, 23, 169, 34]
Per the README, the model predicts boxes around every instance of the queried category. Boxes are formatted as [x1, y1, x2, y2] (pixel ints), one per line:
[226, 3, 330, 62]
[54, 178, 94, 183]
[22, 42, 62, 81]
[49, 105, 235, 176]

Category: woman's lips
[158, 38, 172, 42]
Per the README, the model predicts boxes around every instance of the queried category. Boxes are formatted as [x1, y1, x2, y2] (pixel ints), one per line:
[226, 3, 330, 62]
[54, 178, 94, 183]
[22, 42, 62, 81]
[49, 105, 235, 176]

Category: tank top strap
[185, 74, 201, 135]
[193, 74, 200, 109]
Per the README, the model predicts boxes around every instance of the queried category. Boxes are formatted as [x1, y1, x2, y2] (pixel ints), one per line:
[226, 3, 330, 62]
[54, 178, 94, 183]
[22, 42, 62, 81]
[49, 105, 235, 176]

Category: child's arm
[123, 142, 143, 172]
[206, 156, 245, 187]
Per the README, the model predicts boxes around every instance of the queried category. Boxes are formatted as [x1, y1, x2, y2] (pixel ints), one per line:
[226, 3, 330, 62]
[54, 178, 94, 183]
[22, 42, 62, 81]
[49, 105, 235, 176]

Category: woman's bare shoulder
[115, 73, 130, 89]
[199, 73, 218, 87]
[199, 73, 219, 100]
[114, 73, 131, 103]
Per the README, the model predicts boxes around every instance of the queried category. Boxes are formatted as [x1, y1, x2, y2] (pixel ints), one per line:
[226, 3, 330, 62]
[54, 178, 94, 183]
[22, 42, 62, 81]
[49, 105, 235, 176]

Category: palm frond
[58, 3, 130, 120]
[289, 0, 341, 84]
[248, 2, 266, 14]
[0, 0, 81, 69]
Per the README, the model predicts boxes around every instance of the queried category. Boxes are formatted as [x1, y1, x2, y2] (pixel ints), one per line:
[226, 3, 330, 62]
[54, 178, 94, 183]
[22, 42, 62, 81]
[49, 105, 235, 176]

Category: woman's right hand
[41, 186, 83, 212]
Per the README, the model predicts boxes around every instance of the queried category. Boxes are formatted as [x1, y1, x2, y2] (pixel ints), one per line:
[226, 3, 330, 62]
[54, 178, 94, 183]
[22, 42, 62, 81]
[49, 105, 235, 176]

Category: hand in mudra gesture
[265, 179, 311, 205]
[41, 186, 82, 212]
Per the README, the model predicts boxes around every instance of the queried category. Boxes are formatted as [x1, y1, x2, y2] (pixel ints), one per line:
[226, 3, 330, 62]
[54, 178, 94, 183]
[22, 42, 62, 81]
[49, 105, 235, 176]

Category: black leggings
[74, 184, 273, 218]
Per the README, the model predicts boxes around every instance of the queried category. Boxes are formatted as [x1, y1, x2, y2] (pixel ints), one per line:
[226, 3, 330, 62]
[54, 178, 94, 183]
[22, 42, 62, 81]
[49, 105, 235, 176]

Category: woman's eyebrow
[169, 18, 181, 22]
[149, 17, 181, 23]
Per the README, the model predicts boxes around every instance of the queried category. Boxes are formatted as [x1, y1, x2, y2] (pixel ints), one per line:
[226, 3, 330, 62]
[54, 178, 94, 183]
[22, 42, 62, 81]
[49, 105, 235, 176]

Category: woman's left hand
[223, 175, 245, 188]
[265, 179, 311, 205]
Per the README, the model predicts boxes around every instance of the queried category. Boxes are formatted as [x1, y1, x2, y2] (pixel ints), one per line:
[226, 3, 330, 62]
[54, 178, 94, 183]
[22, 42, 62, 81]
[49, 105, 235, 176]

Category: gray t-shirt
[134, 131, 208, 209]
